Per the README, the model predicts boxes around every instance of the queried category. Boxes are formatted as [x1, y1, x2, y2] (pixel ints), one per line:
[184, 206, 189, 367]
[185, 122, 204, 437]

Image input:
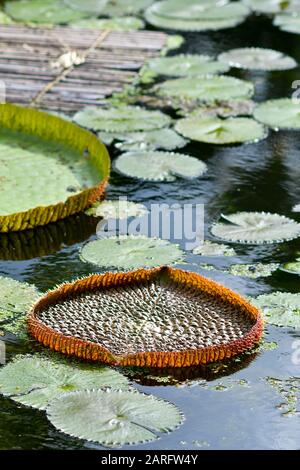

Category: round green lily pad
[80, 235, 184, 269]
[115, 128, 188, 151]
[218, 47, 297, 70]
[193, 241, 236, 256]
[4, 0, 90, 24]
[280, 259, 300, 275]
[211, 212, 300, 244]
[253, 98, 300, 129]
[47, 389, 183, 447]
[274, 12, 300, 33]
[175, 116, 267, 144]
[114, 150, 207, 182]
[71, 16, 144, 30]
[73, 106, 171, 133]
[156, 76, 254, 102]
[86, 199, 148, 219]
[252, 292, 300, 328]
[0, 355, 129, 410]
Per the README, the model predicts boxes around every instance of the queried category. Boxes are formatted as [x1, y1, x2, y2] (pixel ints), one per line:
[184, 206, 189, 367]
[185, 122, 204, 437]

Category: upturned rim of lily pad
[27, 266, 263, 368]
[0, 104, 110, 233]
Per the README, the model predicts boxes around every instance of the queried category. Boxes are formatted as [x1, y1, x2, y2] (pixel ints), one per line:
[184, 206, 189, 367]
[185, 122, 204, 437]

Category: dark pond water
[0, 13, 300, 450]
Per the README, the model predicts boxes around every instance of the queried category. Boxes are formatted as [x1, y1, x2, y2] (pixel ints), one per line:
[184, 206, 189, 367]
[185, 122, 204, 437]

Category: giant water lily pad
[274, 13, 300, 33]
[115, 129, 188, 151]
[243, 0, 300, 14]
[114, 151, 207, 182]
[211, 212, 300, 244]
[252, 292, 300, 328]
[156, 76, 254, 102]
[28, 266, 263, 366]
[253, 99, 300, 129]
[0, 104, 110, 232]
[0, 276, 39, 337]
[103, 0, 153, 16]
[175, 116, 267, 144]
[80, 235, 184, 269]
[218, 47, 297, 70]
[0, 355, 129, 410]
[47, 389, 183, 446]
[73, 106, 171, 133]
[4, 0, 90, 24]
[71, 16, 144, 30]
[144, 54, 230, 78]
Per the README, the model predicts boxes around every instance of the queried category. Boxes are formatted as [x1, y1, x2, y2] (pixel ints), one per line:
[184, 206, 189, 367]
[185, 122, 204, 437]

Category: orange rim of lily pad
[27, 266, 263, 368]
[0, 104, 110, 232]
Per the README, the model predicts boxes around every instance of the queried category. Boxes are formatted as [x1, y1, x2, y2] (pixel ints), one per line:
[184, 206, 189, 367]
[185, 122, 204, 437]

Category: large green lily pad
[252, 292, 300, 328]
[218, 47, 297, 70]
[253, 99, 300, 129]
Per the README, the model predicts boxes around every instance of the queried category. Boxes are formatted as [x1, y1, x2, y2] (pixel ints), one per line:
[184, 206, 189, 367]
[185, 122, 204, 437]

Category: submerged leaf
[73, 106, 171, 133]
[175, 116, 267, 144]
[80, 235, 184, 269]
[218, 47, 297, 70]
[211, 212, 300, 244]
[114, 150, 208, 182]
[0, 355, 129, 410]
[156, 76, 254, 102]
[252, 292, 300, 328]
[86, 200, 148, 219]
[193, 241, 236, 256]
[70, 16, 145, 30]
[115, 129, 188, 151]
[253, 98, 300, 129]
[228, 263, 280, 278]
[47, 389, 183, 446]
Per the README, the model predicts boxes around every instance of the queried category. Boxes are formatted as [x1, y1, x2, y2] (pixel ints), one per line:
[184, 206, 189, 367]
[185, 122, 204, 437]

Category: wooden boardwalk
[0, 25, 168, 112]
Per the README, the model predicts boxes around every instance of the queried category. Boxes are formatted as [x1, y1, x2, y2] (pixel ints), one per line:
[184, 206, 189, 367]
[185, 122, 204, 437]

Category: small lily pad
[103, 0, 153, 16]
[47, 389, 183, 447]
[292, 204, 300, 212]
[218, 47, 297, 70]
[115, 129, 188, 151]
[252, 292, 300, 328]
[177, 99, 255, 118]
[80, 235, 184, 269]
[211, 212, 300, 244]
[274, 12, 300, 33]
[73, 106, 171, 133]
[71, 16, 145, 30]
[244, 0, 300, 14]
[86, 200, 148, 219]
[156, 76, 254, 102]
[114, 150, 208, 182]
[0, 355, 129, 410]
[228, 263, 280, 278]
[280, 259, 300, 275]
[175, 116, 267, 144]
[193, 241, 236, 256]
[253, 99, 300, 129]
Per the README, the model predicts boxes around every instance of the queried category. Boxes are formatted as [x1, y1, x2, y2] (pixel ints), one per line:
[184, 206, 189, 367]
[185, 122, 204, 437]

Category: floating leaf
[265, 377, 300, 417]
[175, 116, 267, 144]
[0, 104, 110, 233]
[218, 47, 297, 70]
[280, 259, 300, 275]
[193, 241, 236, 256]
[115, 129, 188, 151]
[252, 292, 300, 328]
[211, 212, 300, 244]
[274, 13, 300, 33]
[114, 150, 207, 182]
[0, 355, 129, 410]
[63, 0, 107, 14]
[47, 389, 183, 446]
[4, 0, 90, 24]
[253, 98, 300, 129]
[156, 76, 254, 102]
[228, 263, 280, 278]
[103, 0, 153, 16]
[144, 54, 230, 78]
[178, 99, 255, 118]
[243, 0, 300, 14]
[80, 235, 184, 269]
[28, 266, 263, 366]
[73, 106, 171, 133]
[292, 204, 300, 212]
[70, 16, 144, 30]
[86, 200, 148, 219]
[0, 276, 39, 337]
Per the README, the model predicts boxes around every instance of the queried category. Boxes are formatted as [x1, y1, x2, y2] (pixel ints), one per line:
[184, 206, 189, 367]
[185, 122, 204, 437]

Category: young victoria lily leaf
[63, 0, 108, 14]
[73, 106, 171, 133]
[218, 47, 297, 71]
[4, 0, 90, 24]
[115, 129, 188, 151]
[70, 16, 144, 30]
[0, 104, 110, 233]
[193, 241, 236, 256]
[80, 235, 184, 269]
[228, 263, 280, 278]
[253, 99, 300, 130]
[0, 276, 39, 337]
[86, 200, 148, 219]
[274, 13, 300, 33]
[211, 212, 300, 244]
[156, 76, 254, 102]
[175, 117, 267, 145]
[114, 151, 207, 182]
[144, 54, 230, 78]
[280, 259, 300, 275]
[243, 0, 300, 14]
[0, 355, 129, 410]
[102, 0, 153, 17]
[46, 389, 183, 447]
[252, 292, 300, 328]
[292, 204, 300, 212]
